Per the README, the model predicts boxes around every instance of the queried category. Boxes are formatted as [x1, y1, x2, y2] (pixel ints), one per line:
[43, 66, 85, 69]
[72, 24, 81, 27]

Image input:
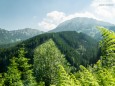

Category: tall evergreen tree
[17, 48, 37, 86]
[4, 57, 23, 86]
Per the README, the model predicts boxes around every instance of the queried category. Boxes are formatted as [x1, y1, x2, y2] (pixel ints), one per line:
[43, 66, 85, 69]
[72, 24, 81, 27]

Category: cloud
[90, 0, 115, 25]
[38, 11, 65, 31]
[91, 0, 115, 18]
[38, 11, 100, 31]
[38, 21, 56, 31]
[46, 11, 66, 25]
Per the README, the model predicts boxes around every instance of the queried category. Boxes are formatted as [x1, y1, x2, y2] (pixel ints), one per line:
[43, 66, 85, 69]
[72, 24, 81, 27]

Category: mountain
[50, 17, 115, 39]
[0, 28, 43, 45]
[0, 31, 99, 72]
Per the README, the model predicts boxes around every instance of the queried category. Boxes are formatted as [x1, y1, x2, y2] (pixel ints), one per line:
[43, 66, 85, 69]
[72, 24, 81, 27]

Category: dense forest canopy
[0, 31, 99, 72]
[0, 27, 115, 86]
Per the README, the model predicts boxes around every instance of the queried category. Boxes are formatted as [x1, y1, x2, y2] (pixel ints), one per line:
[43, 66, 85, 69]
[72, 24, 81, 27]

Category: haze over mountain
[0, 28, 43, 45]
[50, 17, 115, 39]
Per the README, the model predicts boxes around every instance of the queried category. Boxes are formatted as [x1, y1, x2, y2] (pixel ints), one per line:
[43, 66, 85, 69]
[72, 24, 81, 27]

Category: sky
[0, 0, 115, 31]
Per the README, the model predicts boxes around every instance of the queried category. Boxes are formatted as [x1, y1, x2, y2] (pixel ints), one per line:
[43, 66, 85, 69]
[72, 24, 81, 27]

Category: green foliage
[1, 48, 37, 86]
[69, 73, 81, 86]
[56, 65, 72, 86]
[0, 27, 115, 86]
[0, 73, 4, 86]
[56, 65, 81, 86]
[97, 26, 115, 67]
[52, 32, 99, 68]
[17, 48, 37, 86]
[0, 31, 99, 72]
[34, 39, 71, 85]
[4, 57, 23, 86]
[78, 65, 99, 86]
[73, 27, 115, 86]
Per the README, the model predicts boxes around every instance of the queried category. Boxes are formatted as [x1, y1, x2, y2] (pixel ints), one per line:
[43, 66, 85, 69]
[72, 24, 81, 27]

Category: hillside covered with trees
[0, 27, 115, 86]
[0, 31, 99, 72]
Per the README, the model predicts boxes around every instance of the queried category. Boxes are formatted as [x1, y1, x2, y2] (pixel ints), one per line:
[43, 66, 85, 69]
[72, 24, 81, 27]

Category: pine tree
[4, 57, 23, 86]
[17, 48, 37, 86]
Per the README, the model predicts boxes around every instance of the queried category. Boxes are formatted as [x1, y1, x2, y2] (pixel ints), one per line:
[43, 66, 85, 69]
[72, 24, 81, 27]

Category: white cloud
[38, 11, 100, 31]
[46, 11, 66, 25]
[38, 21, 56, 31]
[90, 0, 115, 25]
[91, 0, 115, 18]
[38, 11, 66, 31]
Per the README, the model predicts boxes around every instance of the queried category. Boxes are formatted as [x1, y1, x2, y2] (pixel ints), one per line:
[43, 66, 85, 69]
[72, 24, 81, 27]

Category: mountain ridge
[49, 17, 115, 39]
[0, 28, 43, 45]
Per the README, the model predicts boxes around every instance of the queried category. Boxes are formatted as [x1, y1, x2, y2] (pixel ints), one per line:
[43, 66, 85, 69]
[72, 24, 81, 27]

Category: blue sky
[0, 0, 115, 31]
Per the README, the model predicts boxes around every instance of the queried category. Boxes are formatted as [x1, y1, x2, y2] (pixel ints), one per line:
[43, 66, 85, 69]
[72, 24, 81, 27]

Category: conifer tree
[17, 48, 37, 86]
[4, 57, 23, 86]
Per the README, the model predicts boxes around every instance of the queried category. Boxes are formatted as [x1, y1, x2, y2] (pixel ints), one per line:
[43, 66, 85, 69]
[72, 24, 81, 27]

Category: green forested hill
[0, 27, 115, 86]
[0, 31, 99, 72]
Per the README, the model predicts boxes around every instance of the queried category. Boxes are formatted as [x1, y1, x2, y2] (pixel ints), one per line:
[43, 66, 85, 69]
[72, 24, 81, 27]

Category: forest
[0, 27, 115, 86]
[0, 31, 99, 72]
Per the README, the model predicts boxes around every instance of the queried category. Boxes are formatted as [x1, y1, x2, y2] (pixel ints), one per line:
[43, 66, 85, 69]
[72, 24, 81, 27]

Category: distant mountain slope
[0, 31, 99, 72]
[50, 17, 115, 39]
[0, 28, 43, 45]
